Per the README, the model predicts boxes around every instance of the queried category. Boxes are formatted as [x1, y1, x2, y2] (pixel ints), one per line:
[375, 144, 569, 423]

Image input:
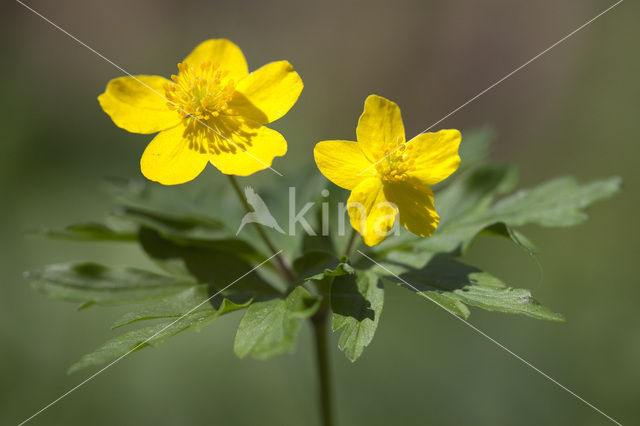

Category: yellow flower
[314, 95, 461, 246]
[98, 39, 303, 184]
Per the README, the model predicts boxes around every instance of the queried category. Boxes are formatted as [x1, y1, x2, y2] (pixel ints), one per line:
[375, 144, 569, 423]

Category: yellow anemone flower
[314, 95, 461, 246]
[98, 39, 303, 184]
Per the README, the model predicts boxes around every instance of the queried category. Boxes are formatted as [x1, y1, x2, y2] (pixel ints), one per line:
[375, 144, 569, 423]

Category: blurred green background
[1, 0, 638, 424]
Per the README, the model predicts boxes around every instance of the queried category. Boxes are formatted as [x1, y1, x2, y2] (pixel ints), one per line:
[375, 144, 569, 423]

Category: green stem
[311, 307, 333, 426]
[343, 228, 359, 259]
[227, 175, 296, 284]
[309, 228, 359, 425]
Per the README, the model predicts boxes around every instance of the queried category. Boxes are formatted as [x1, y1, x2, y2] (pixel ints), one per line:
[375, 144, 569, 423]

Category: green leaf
[457, 126, 495, 171]
[411, 286, 471, 318]
[106, 178, 225, 229]
[138, 227, 281, 296]
[114, 208, 232, 244]
[69, 310, 216, 373]
[293, 250, 334, 276]
[384, 254, 563, 321]
[331, 269, 384, 361]
[480, 222, 538, 255]
[452, 283, 563, 321]
[374, 164, 518, 254]
[293, 250, 357, 285]
[234, 287, 320, 359]
[111, 285, 251, 329]
[301, 202, 335, 253]
[302, 262, 355, 282]
[25, 263, 194, 306]
[36, 222, 137, 242]
[436, 164, 519, 224]
[378, 175, 621, 256]
[488, 176, 622, 227]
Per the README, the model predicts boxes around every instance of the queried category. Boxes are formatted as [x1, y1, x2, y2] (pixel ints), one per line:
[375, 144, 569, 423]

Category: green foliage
[69, 295, 249, 373]
[376, 168, 621, 256]
[331, 269, 384, 361]
[26, 262, 194, 306]
[69, 310, 214, 373]
[111, 286, 251, 329]
[35, 222, 136, 242]
[377, 254, 563, 321]
[26, 129, 621, 369]
[234, 287, 320, 359]
[137, 227, 279, 295]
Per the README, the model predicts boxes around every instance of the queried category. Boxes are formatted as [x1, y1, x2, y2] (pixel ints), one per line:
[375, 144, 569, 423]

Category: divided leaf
[234, 287, 320, 359]
[436, 164, 519, 224]
[331, 269, 384, 361]
[489, 176, 621, 227]
[138, 227, 279, 297]
[27, 136, 623, 368]
[106, 177, 225, 229]
[378, 174, 621, 256]
[69, 310, 215, 373]
[26, 262, 194, 307]
[380, 254, 563, 321]
[111, 285, 251, 329]
[302, 262, 355, 282]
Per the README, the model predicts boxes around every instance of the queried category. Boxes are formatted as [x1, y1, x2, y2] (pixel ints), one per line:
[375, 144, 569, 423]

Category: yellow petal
[347, 178, 397, 246]
[98, 75, 180, 134]
[183, 39, 248, 81]
[232, 61, 303, 124]
[407, 129, 461, 186]
[314, 140, 375, 190]
[356, 95, 405, 162]
[140, 122, 209, 185]
[205, 117, 287, 176]
[386, 182, 439, 237]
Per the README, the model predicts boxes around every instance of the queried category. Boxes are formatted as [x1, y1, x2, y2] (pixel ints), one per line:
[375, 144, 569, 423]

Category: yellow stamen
[164, 61, 237, 121]
[374, 136, 416, 182]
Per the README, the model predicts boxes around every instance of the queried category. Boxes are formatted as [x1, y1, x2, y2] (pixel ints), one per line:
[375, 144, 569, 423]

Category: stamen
[164, 61, 237, 121]
[374, 136, 415, 182]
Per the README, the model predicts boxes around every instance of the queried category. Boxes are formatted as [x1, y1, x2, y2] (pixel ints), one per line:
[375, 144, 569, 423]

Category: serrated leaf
[111, 285, 251, 329]
[302, 262, 355, 282]
[293, 250, 354, 285]
[378, 175, 621, 256]
[378, 254, 563, 321]
[436, 164, 519, 224]
[489, 176, 621, 227]
[26, 263, 194, 306]
[331, 269, 384, 361]
[36, 222, 136, 242]
[414, 287, 471, 318]
[234, 287, 320, 359]
[451, 284, 563, 321]
[106, 178, 224, 229]
[69, 310, 216, 373]
[138, 227, 280, 296]
[374, 164, 519, 254]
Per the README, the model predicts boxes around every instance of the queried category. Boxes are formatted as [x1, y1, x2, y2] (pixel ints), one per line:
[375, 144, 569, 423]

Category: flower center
[164, 61, 236, 121]
[373, 136, 416, 182]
